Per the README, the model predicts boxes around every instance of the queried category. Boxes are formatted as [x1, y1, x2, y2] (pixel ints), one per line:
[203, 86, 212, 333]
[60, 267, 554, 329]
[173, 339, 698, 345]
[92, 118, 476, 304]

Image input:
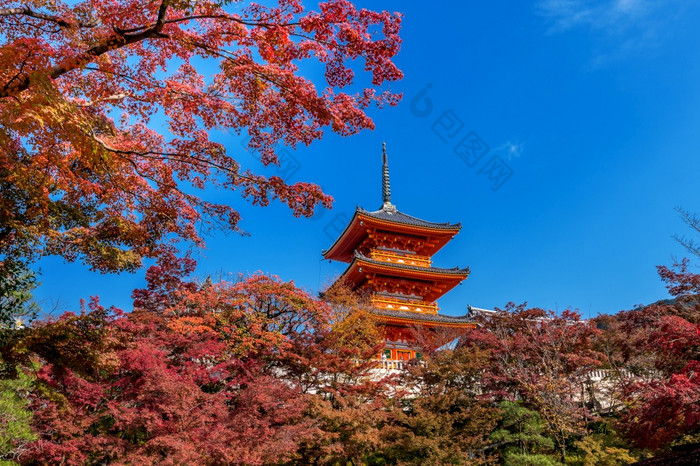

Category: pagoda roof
[352, 251, 468, 276]
[369, 308, 476, 328]
[323, 205, 462, 262]
[339, 251, 469, 302]
[358, 206, 461, 230]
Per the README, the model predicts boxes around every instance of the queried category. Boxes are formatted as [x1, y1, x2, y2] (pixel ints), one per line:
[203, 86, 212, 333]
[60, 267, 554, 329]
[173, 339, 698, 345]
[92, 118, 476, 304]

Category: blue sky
[35, 0, 700, 318]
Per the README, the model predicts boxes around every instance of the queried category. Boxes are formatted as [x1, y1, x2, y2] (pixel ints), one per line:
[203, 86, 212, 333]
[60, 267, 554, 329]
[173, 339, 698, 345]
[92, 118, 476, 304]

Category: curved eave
[354, 252, 469, 276]
[321, 210, 363, 262]
[370, 309, 477, 328]
[323, 208, 461, 263]
[337, 253, 469, 301]
[357, 207, 462, 231]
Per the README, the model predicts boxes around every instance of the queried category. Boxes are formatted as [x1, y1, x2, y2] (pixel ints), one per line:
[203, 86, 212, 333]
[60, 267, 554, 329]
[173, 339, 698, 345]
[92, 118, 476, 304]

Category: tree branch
[0, 1, 170, 98]
[0, 7, 98, 28]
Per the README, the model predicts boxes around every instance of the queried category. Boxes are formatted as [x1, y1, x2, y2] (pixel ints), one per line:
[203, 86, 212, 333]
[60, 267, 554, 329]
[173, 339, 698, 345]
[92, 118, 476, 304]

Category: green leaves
[490, 401, 558, 464]
[0, 371, 36, 462]
[0, 260, 38, 332]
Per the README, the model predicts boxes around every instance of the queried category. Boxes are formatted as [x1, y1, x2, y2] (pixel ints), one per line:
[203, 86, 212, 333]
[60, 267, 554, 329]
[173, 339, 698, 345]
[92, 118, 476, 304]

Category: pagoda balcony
[371, 295, 439, 314]
[377, 359, 423, 371]
[368, 249, 432, 267]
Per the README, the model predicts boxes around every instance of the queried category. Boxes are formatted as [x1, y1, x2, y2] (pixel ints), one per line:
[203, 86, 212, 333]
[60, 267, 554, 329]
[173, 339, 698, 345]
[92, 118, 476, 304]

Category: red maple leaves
[0, 0, 403, 271]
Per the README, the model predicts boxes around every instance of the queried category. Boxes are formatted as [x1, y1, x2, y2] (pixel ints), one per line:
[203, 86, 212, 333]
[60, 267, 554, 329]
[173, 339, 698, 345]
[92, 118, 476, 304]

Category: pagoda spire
[381, 142, 396, 212]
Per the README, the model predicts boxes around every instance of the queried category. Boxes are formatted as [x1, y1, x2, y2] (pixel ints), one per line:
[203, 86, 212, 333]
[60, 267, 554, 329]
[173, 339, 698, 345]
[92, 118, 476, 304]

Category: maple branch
[117, 14, 298, 34]
[101, 145, 241, 180]
[75, 93, 129, 107]
[175, 37, 298, 97]
[87, 133, 262, 189]
[0, 1, 170, 98]
[3, 50, 32, 91]
[0, 7, 99, 28]
[83, 66, 158, 90]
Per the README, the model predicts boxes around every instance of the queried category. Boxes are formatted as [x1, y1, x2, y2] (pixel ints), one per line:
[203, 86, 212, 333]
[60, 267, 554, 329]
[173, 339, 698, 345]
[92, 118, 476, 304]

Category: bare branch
[674, 207, 700, 259]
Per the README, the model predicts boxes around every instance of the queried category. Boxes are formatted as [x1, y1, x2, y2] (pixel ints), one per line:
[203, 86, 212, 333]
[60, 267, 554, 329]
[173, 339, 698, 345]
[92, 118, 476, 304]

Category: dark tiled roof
[354, 251, 469, 276]
[358, 206, 461, 230]
[370, 308, 476, 324]
[321, 205, 461, 259]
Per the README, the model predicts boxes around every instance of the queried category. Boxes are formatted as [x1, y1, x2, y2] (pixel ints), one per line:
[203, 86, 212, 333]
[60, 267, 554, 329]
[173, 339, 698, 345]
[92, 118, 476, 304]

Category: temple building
[323, 144, 476, 361]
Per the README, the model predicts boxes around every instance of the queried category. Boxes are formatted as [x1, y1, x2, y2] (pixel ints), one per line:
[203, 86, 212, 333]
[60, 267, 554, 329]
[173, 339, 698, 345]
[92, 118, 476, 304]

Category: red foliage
[20, 269, 341, 464]
[624, 361, 700, 450]
[463, 304, 604, 461]
[464, 305, 603, 395]
[615, 261, 700, 449]
[0, 0, 402, 271]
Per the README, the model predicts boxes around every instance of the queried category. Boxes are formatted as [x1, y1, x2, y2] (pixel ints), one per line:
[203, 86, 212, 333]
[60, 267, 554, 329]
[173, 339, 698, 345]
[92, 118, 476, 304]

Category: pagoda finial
[381, 142, 395, 211]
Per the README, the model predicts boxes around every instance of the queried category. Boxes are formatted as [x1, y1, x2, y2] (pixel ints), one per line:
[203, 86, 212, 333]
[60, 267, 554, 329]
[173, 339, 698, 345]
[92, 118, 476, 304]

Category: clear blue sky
[35, 0, 700, 318]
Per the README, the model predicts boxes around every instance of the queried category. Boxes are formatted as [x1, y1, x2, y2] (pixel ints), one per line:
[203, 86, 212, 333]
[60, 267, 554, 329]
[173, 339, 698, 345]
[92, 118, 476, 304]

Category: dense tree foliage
[4, 225, 700, 464]
[0, 0, 402, 272]
[0, 371, 36, 463]
[464, 306, 604, 462]
[612, 260, 700, 450]
[0, 260, 38, 331]
[0, 258, 697, 463]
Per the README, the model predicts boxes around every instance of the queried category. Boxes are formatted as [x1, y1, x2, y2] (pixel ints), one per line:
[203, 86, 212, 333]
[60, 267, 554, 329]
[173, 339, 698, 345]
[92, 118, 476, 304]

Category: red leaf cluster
[0, 0, 403, 271]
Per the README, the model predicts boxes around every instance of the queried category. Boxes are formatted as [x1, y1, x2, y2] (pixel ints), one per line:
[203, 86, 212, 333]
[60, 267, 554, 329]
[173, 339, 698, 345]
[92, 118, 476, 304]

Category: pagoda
[323, 144, 476, 361]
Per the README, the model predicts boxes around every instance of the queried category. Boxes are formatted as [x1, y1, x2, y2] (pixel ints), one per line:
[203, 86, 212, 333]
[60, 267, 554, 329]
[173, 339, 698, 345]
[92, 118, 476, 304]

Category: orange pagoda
[323, 144, 476, 361]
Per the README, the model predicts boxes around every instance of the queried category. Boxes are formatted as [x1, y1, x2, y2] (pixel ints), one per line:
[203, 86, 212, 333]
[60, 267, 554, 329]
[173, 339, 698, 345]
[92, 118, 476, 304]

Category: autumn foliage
[0, 253, 699, 463]
[3, 0, 700, 463]
[0, 0, 402, 272]
[7, 260, 379, 464]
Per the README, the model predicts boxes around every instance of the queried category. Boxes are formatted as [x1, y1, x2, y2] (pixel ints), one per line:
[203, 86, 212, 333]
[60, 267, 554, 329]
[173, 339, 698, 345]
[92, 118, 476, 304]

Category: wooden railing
[369, 249, 431, 267]
[371, 295, 439, 314]
[377, 359, 427, 371]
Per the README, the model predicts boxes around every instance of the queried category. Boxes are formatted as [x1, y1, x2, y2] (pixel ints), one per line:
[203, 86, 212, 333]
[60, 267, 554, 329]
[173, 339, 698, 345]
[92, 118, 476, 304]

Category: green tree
[373, 347, 500, 465]
[490, 401, 560, 466]
[0, 260, 38, 332]
[0, 260, 39, 380]
[0, 371, 36, 464]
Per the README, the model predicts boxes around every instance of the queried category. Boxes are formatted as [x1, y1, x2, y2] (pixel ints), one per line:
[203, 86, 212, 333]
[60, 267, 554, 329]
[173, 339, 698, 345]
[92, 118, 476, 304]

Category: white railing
[379, 359, 407, 371]
[377, 359, 428, 371]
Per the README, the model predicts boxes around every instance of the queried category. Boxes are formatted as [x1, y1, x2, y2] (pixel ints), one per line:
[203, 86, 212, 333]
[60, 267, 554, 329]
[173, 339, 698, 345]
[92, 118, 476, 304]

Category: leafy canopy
[0, 0, 402, 272]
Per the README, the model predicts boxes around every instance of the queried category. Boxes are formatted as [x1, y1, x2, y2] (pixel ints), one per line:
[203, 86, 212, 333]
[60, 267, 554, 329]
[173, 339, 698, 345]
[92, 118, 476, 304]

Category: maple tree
[610, 260, 700, 450]
[0, 0, 402, 272]
[20, 305, 322, 464]
[281, 284, 393, 464]
[17, 265, 334, 464]
[14, 260, 400, 464]
[463, 305, 604, 462]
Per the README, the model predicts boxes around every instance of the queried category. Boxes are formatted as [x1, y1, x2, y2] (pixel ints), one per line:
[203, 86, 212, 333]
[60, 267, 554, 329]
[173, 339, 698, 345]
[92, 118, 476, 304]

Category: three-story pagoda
[323, 144, 476, 361]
